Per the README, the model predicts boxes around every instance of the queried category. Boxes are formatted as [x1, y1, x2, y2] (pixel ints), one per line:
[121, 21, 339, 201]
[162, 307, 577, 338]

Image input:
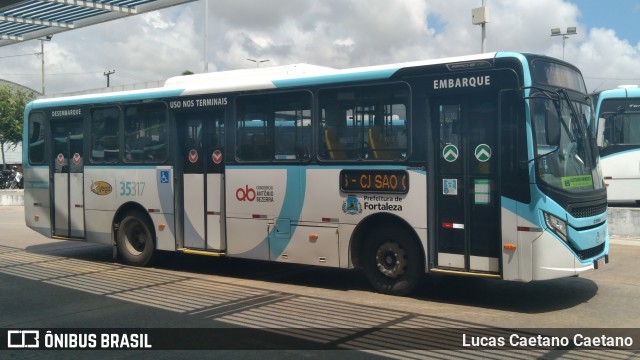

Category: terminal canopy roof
[0, 0, 194, 47]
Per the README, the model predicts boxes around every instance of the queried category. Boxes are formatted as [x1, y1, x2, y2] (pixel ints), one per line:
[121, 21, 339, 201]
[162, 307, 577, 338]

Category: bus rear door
[178, 111, 226, 251]
[51, 117, 85, 238]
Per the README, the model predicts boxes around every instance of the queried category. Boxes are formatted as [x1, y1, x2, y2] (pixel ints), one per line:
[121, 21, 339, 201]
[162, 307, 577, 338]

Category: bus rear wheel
[362, 226, 422, 296]
[117, 211, 155, 266]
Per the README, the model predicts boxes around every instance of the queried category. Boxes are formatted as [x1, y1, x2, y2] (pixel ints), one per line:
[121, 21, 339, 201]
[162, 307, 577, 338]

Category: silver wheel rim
[123, 220, 147, 256]
[375, 241, 406, 278]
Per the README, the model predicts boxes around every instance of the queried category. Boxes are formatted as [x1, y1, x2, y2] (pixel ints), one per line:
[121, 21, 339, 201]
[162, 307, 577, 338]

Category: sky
[1, 0, 640, 95]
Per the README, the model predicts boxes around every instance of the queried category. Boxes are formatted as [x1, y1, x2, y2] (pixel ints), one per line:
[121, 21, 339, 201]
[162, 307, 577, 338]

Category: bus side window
[28, 112, 45, 165]
[318, 83, 409, 161]
[124, 103, 167, 163]
[90, 107, 120, 163]
[627, 115, 640, 144]
[236, 92, 311, 162]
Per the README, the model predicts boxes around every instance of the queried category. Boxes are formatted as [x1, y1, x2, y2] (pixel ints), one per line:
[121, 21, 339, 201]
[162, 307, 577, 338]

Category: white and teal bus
[592, 86, 640, 203]
[23, 52, 608, 296]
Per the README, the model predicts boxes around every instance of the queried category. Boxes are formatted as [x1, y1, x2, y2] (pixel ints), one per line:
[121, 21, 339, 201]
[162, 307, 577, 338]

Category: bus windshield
[532, 90, 603, 193]
[600, 111, 640, 146]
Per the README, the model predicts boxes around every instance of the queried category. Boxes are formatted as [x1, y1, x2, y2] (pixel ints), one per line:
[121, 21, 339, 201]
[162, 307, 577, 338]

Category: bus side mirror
[546, 107, 561, 146]
[596, 117, 606, 147]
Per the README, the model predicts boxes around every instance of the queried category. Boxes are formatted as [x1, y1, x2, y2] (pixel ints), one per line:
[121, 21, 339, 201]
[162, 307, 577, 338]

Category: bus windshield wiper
[525, 146, 560, 164]
[524, 86, 575, 142]
[558, 89, 585, 142]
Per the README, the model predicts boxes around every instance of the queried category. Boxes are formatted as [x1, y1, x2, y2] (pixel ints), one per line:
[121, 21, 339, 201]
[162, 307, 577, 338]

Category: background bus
[23, 52, 608, 296]
[593, 86, 640, 203]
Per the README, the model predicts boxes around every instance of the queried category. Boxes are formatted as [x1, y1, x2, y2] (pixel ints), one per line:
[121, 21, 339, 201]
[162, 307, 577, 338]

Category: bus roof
[593, 86, 640, 116]
[30, 52, 504, 108]
[594, 86, 640, 101]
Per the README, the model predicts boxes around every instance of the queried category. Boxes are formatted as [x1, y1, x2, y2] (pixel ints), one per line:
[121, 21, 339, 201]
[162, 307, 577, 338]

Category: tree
[181, 70, 194, 75]
[0, 85, 36, 170]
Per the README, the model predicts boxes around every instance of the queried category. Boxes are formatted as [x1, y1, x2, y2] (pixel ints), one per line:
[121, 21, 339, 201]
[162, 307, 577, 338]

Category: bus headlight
[543, 211, 567, 242]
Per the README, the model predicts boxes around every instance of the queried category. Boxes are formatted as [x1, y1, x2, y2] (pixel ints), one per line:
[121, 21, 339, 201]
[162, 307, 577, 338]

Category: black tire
[362, 225, 423, 296]
[117, 211, 155, 266]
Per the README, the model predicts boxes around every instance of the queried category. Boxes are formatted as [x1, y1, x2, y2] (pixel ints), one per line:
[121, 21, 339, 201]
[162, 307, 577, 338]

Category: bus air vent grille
[568, 202, 607, 218]
[572, 243, 605, 261]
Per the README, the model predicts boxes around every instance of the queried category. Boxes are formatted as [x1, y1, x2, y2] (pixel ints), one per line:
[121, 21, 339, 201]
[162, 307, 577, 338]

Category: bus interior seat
[369, 127, 400, 160]
[324, 128, 347, 159]
[92, 149, 105, 160]
[210, 134, 219, 149]
[252, 133, 272, 160]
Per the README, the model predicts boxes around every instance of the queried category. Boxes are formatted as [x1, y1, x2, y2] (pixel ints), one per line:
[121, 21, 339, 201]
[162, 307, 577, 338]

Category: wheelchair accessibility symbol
[160, 170, 170, 184]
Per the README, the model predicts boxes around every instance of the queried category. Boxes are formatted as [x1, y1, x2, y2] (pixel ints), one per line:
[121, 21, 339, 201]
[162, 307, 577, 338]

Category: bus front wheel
[362, 226, 422, 296]
[117, 211, 155, 266]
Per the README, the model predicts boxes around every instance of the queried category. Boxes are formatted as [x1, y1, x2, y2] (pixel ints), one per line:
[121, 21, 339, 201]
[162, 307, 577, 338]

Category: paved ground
[1, 205, 639, 359]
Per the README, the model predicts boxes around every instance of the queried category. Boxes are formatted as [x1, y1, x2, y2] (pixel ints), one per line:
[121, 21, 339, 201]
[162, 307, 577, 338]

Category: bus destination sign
[340, 169, 409, 194]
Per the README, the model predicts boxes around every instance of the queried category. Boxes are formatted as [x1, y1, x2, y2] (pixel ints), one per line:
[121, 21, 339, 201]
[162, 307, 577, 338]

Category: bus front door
[51, 118, 85, 238]
[179, 112, 226, 251]
[433, 97, 500, 275]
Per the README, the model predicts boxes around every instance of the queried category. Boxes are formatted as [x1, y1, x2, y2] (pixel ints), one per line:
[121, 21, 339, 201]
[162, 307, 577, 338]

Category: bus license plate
[594, 256, 606, 269]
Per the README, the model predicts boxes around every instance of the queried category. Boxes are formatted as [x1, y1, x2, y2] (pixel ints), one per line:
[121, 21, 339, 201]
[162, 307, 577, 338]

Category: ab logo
[236, 185, 256, 201]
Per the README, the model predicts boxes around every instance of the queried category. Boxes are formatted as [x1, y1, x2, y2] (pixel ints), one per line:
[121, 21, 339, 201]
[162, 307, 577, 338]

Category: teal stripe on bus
[84, 165, 167, 170]
[29, 88, 185, 109]
[267, 167, 306, 258]
[272, 68, 399, 88]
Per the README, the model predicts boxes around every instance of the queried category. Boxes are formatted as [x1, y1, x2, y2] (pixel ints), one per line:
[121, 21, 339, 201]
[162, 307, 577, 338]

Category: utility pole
[472, 0, 489, 53]
[204, 0, 209, 72]
[104, 70, 115, 87]
[41, 40, 44, 95]
[38, 35, 53, 96]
